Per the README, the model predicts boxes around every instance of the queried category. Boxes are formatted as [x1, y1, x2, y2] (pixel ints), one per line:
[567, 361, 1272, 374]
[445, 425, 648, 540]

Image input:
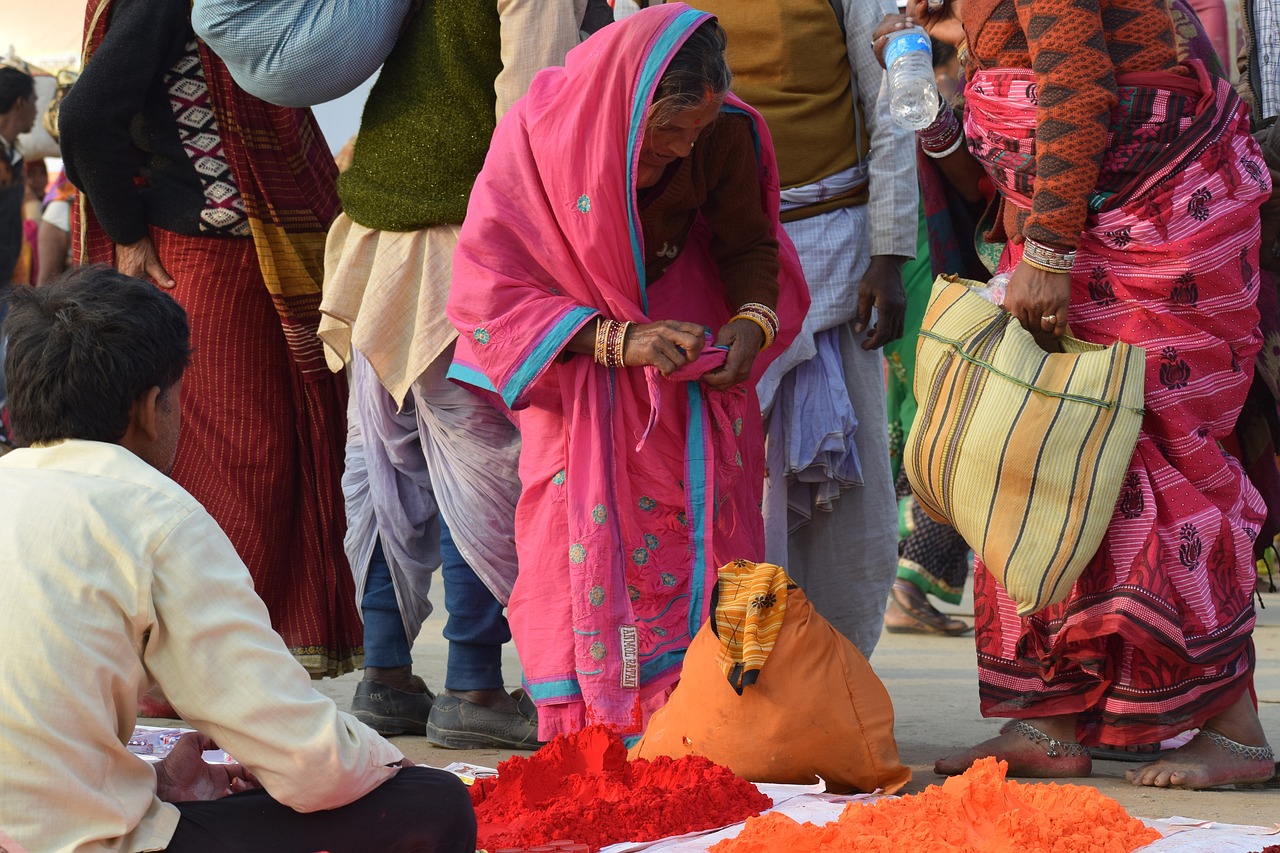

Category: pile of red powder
[471, 725, 772, 851]
[710, 757, 1162, 853]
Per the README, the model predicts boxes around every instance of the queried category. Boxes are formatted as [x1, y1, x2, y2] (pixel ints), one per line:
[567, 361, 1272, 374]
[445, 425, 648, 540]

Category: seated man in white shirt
[0, 266, 477, 853]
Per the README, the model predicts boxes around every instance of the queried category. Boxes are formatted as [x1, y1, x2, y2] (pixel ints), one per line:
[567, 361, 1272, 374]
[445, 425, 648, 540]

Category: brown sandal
[884, 579, 972, 636]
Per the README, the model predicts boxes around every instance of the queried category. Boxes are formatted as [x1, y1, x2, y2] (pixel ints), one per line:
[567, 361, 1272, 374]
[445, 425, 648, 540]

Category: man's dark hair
[0, 66, 35, 114]
[4, 266, 192, 446]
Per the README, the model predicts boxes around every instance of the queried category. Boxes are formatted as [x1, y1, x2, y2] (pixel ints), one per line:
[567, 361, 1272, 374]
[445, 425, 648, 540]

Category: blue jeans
[362, 517, 510, 691]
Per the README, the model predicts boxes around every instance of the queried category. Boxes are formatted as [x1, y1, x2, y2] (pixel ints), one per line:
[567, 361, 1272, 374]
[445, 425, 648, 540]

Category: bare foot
[1125, 732, 1274, 789]
[935, 718, 1092, 777]
[1127, 689, 1274, 789]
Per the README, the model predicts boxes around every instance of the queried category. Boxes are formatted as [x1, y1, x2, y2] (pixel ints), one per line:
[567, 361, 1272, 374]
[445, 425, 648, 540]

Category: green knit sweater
[338, 2, 501, 231]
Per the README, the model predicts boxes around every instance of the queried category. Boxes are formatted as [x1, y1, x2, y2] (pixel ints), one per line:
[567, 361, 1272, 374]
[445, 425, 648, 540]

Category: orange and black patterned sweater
[964, 0, 1184, 251]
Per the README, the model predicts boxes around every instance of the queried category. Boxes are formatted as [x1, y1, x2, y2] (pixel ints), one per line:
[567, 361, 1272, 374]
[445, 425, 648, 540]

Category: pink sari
[447, 5, 809, 739]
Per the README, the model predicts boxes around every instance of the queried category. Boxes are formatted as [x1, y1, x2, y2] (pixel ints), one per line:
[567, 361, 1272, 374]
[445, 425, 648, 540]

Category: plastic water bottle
[884, 26, 940, 131]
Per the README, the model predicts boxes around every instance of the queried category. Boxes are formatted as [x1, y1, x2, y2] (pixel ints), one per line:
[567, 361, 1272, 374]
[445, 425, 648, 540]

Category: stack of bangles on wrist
[731, 302, 779, 350]
[917, 96, 963, 159]
[1021, 239, 1077, 274]
[594, 317, 631, 368]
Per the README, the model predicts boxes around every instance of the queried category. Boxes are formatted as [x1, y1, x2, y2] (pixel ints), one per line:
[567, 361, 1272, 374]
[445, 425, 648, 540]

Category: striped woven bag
[904, 277, 1146, 615]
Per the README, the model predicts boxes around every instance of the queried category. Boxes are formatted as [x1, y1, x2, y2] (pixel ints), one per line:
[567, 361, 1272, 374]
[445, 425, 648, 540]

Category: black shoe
[351, 677, 435, 736]
[425, 688, 542, 750]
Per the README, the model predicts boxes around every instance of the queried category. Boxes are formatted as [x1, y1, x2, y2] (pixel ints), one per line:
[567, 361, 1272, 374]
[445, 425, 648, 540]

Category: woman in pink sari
[896, 0, 1274, 789]
[448, 5, 809, 740]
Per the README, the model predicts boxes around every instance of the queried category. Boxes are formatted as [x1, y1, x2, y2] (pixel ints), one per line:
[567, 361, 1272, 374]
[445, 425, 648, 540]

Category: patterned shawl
[75, 0, 339, 379]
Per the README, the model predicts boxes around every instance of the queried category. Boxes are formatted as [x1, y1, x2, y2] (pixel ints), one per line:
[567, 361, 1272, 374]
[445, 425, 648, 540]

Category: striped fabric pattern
[905, 278, 1145, 616]
[711, 560, 790, 693]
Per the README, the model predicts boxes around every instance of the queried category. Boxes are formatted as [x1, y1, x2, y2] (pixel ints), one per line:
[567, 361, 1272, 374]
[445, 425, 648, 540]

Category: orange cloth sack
[629, 585, 909, 795]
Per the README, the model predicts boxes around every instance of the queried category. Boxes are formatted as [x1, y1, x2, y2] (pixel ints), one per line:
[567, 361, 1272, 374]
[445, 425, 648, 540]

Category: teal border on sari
[445, 362, 498, 393]
[625, 8, 709, 315]
[684, 382, 711, 639]
[522, 650, 687, 704]
[524, 677, 583, 702]
[501, 305, 598, 408]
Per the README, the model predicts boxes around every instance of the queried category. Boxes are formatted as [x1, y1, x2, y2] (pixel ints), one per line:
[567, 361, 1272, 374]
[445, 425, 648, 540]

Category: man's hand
[702, 317, 765, 390]
[854, 255, 907, 349]
[115, 236, 176, 289]
[154, 732, 258, 803]
[872, 13, 918, 69]
[905, 0, 966, 48]
[1256, 122, 1280, 274]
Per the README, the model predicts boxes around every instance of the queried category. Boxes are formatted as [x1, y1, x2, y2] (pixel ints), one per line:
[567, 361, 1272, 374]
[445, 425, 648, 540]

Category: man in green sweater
[319, 1, 585, 746]
[689, 0, 917, 657]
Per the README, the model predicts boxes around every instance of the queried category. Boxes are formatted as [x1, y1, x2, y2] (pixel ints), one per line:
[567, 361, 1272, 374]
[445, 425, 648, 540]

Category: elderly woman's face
[640, 97, 723, 170]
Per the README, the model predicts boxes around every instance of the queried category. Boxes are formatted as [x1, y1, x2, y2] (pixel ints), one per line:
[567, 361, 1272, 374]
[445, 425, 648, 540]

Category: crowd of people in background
[0, 0, 1277, 849]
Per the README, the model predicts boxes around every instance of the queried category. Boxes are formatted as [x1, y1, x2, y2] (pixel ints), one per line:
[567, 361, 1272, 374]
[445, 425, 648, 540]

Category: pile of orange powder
[711, 757, 1162, 853]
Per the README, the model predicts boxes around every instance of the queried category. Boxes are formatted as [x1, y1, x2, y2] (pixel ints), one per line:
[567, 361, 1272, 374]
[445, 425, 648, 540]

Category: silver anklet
[1199, 729, 1275, 762]
[1009, 720, 1090, 759]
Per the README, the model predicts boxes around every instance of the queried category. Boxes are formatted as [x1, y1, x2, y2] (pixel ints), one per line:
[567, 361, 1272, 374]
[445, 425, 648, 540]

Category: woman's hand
[623, 320, 706, 375]
[702, 318, 765, 390]
[1003, 258, 1071, 345]
[904, 0, 966, 49]
[116, 236, 176, 289]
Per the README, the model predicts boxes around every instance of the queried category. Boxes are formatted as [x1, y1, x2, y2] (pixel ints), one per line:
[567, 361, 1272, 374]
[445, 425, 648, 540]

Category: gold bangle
[1021, 256, 1072, 275]
[732, 312, 773, 350]
[594, 318, 615, 366]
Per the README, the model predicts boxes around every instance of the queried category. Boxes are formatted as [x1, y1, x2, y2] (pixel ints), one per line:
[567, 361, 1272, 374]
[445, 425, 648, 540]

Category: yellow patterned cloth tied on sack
[904, 277, 1145, 615]
[713, 560, 790, 693]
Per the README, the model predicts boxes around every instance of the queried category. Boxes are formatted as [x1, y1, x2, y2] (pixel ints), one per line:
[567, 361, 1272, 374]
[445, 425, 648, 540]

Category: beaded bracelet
[917, 97, 962, 159]
[1022, 239, 1076, 273]
[739, 302, 780, 335]
[612, 321, 630, 367]
[924, 131, 965, 159]
[732, 302, 779, 350]
[594, 318, 631, 368]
